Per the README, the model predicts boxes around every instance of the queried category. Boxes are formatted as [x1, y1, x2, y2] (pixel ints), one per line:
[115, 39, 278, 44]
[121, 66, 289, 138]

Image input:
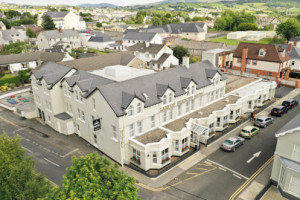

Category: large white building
[30, 59, 276, 171]
[38, 11, 86, 30]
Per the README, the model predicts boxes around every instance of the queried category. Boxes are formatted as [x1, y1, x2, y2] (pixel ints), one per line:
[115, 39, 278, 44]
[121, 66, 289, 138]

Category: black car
[271, 105, 288, 117]
[282, 99, 298, 109]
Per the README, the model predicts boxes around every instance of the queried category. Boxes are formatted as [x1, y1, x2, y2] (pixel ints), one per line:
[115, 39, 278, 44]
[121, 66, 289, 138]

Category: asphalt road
[138, 94, 300, 200]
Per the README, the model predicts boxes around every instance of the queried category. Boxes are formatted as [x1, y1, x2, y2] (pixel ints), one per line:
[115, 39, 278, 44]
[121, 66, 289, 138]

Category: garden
[0, 69, 31, 92]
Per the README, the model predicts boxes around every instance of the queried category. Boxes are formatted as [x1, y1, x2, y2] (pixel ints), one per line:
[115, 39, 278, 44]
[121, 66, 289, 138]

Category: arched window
[137, 103, 142, 113]
[128, 105, 133, 116]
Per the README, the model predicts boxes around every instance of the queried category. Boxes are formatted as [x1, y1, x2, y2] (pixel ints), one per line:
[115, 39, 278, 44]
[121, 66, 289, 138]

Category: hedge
[0, 76, 20, 86]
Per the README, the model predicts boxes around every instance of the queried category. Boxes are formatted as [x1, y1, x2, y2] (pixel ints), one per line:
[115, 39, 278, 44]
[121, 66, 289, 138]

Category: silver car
[254, 116, 274, 128]
[221, 136, 245, 152]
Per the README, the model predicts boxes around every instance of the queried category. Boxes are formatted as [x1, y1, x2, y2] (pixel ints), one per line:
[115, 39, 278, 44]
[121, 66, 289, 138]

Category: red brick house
[232, 43, 291, 81]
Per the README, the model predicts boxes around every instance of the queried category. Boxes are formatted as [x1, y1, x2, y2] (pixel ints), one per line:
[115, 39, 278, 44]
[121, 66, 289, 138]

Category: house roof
[170, 40, 227, 50]
[128, 43, 165, 54]
[151, 53, 172, 65]
[233, 43, 291, 63]
[88, 33, 113, 42]
[54, 112, 72, 120]
[275, 113, 300, 137]
[0, 52, 67, 65]
[42, 11, 69, 18]
[40, 29, 79, 40]
[276, 44, 300, 60]
[32, 62, 71, 86]
[145, 22, 206, 34]
[0, 29, 19, 42]
[98, 60, 227, 117]
[59, 52, 136, 71]
[124, 32, 157, 41]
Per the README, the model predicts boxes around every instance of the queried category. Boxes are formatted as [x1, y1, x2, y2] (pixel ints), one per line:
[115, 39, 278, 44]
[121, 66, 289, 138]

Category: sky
[1, 0, 162, 6]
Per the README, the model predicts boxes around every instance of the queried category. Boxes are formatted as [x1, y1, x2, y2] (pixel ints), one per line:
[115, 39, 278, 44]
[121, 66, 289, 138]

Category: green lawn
[209, 36, 273, 46]
[0, 73, 14, 81]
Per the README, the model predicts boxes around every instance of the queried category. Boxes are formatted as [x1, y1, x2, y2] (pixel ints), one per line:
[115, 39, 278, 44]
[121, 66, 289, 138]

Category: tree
[0, 18, 11, 29]
[276, 18, 300, 41]
[96, 22, 102, 28]
[18, 69, 30, 85]
[26, 28, 36, 38]
[173, 45, 190, 63]
[151, 16, 162, 26]
[0, 42, 27, 55]
[60, 8, 68, 12]
[237, 23, 258, 31]
[43, 153, 139, 200]
[42, 15, 56, 30]
[0, 133, 51, 200]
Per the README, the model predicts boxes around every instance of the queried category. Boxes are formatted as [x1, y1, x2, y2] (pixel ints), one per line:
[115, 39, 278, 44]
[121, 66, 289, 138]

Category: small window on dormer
[169, 93, 173, 103]
[163, 95, 167, 104]
[192, 85, 195, 94]
[137, 103, 142, 114]
[128, 105, 133, 116]
[259, 49, 265, 57]
[186, 87, 190, 96]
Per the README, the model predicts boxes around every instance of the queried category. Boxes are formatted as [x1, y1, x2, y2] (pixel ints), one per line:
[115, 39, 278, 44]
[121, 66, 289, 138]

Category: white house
[0, 28, 29, 45]
[85, 33, 115, 51]
[123, 32, 163, 47]
[128, 43, 179, 71]
[38, 11, 86, 30]
[227, 31, 276, 41]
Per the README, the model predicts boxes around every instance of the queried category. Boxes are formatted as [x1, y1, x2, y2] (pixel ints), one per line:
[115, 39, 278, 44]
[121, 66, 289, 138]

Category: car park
[271, 105, 288, 117]
[221, 136, 245, 152]
[254, 116, 274, 128]
[282, 99, 298, 109]
[239, 126, 260, 139]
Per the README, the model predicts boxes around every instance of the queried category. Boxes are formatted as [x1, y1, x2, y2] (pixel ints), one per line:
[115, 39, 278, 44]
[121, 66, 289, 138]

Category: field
[209, 36, 273, 46]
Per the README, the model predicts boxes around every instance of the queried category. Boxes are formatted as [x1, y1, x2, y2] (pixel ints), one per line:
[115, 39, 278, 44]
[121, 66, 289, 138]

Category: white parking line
[61, 148, 79, 158]
[16, 127, 26, 132]
[207, 159, 249, 180]
[22, 147, 32, 153]
[44, 158, 60, 167]
[233, 174, 242, 179]
[219, 167, 227, 171]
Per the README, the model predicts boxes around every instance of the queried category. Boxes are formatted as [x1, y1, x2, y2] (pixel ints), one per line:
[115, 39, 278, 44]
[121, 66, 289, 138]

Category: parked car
[221, 136, 245, 152]
[282, 99, 298, 109]
[271, 105, 288, 117]
[239, 126, 260, 139]
[254, 116, 274, 128]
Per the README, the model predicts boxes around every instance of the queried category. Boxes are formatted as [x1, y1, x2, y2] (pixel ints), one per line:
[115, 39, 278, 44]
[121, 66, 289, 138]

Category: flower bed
[182, 145, 189, 152]
[161, 157, 170, 164]
[131, 157, 141, 165]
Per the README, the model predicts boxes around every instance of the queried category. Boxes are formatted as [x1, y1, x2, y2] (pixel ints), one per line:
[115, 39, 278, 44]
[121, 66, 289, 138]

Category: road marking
[199, 162, 212, 167]
[44, 158, 60, 167]
[206, 159, 249, 180]
[186, 172, 198, 175]
[196, 167, 210, 170]
[247, 151, 261, 164]
[204, 161, 212, 165]
[219, 167, 227, 171]
[22, 146, 32, 153]
[16, 127, 26, 132]
[0, 115, 20, 127]
[233, 174, 242, 179]
[61, 148, 79, 158]
[229, 155, 274, 200]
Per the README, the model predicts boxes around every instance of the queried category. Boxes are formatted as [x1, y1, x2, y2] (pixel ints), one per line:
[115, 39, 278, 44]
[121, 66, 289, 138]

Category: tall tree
[42, 15, 56, 30]
[173, 45, 190, 63]
[0, 133, 51, 200]
[276, 18, 300, 41]
[43, 153, 139, 200]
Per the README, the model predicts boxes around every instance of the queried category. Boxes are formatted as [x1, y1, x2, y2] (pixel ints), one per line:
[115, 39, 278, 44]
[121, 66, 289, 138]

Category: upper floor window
[163, 95, 167, 104]
[128, 105, 133, 116]
[93, 98, 96, 110]
[137, 103, 142, 114]
[112, 126, 117, 139]
[151, 115, 155, 128]
[186, 87, 190, 96]
[169, 93, 173, 103]
[75, 90, 78, 100]
[259, 49, 266, 57]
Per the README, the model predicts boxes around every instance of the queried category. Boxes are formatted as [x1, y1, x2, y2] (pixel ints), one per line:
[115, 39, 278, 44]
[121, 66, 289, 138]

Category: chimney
[288, 43, 292, 52]
[183, 56, 189, 69]
[241, 47, 248, 75]
[145, 41, 150, 48]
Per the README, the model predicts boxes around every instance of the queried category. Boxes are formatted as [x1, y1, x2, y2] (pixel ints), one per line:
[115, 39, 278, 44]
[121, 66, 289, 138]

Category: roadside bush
[0, 76, 20, 86]
[0, 85, 8, 92]
[9, 83, 15, 89]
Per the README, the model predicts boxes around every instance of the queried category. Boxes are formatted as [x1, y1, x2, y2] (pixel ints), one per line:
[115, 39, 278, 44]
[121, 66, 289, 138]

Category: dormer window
[186, 87, 190, 96]
[137, 103, 142, 114]
[191, 85, 195, 94]
[169, 93, 173, 103]
[128, 105, 133, 116]
[163, 95, 167, 104]
[259, 49, 266, 57]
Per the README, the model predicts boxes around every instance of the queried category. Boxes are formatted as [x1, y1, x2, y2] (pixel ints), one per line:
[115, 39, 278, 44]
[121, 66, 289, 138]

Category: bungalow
[123, 32, 163, 47]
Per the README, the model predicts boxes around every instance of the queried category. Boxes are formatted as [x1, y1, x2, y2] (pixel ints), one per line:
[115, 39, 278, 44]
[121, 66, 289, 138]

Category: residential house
[128, 43, 179, 71]
[0, 52, 73, 74]
[289, 37, 300, 48]
[202, 48, 235, 70]
[0, 28, 29, 46]
[0, 21, 6, 30]
[30, 57, 276, 172]
[123, 32, 163, 47]
[38, 11, 86, 30]
[271, 114, 300, 199]
[143, 23, 207, 41]
[232, 43, 291, 81]
[256, 15, 281, 30]
[170, 40, 227, 58]
[37, 29, 81, 52]
[85, 33, 115, 51]
[276, 43, 300, 71]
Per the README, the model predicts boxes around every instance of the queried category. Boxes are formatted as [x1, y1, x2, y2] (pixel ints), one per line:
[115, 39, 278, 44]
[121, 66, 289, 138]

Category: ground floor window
[132, 148, 141, 165]
[209, 123, 214, 135]
[161, 148, 169, 164]
[248, 100, 252, 109]
[153, 152, 157, 164]
[217, 117, 221, 127]
[182, 138, 188, 151]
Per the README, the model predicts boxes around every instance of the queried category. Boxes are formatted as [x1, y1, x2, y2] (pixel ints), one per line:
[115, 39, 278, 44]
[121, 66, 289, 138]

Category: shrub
[0, 85, 8, 92]
[9, 83, 16, 89]
[0, 76, 20, 86]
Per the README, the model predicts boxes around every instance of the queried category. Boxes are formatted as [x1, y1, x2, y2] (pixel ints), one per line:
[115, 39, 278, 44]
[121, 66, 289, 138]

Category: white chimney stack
[183, 56, 189, 69]
[145, 41, 150, 48]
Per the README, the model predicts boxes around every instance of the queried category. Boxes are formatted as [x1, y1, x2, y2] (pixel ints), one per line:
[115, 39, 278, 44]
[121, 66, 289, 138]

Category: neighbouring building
[256, 15, 281, 30]
[38, 11, 86, 30]
[123, 32, 163, 47]
[85, 33, 115, 51]
[231, 43, 291, 81]
[37, 29, 81, 52]
[128, 43, 179, 71]
[30, 57, 276, 172]
[142, 23, 207, 41]
[276, 43, 300, 71]
[202, 48, 235, 70]
[0, 52, 73, 74]
[0, 28, 29, 45]
[289, 37, 300, 48]
[271, 114, 300, 199]
[227, 31, 276, 41]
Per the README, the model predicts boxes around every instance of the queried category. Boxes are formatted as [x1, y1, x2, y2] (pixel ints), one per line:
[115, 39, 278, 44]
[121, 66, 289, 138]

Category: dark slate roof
[59, 52, 135, 71]
[152, 53, 172, 64]
[124, 32, 157, 41]
[42, 12, 69, 18]
[276, 44, 300, 60]
[32, 62, 71, 86]
[88, 34, 113, 43]
[290, 37, 300, 42]
[145, 22, 206, 34]
[170, 40, 227, 50]
[124, 29, 138, 35]
[54, 112, 72, 120]
[40, 29, 79, 40]
[0, 52, 67, 65]
[276, 113, 300, 136]
[98, 60, 227, 117]
[64, 70, 114, 98]
[128, 43, 164, 54]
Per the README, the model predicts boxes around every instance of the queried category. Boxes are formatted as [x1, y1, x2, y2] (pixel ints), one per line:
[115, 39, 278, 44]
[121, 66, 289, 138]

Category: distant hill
[77, 3, 118, 8]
